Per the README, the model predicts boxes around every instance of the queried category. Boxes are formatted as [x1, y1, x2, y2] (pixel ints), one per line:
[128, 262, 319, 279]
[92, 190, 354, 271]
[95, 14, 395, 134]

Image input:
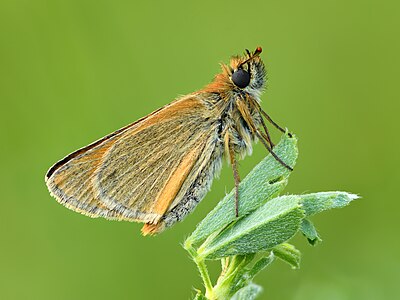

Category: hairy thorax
[200, 91, 262, 161]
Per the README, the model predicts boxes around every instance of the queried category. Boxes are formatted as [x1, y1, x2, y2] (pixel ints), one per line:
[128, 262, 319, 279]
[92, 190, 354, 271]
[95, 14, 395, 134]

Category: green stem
[195, 257, 214, 299]
[186, 244, 214, 299]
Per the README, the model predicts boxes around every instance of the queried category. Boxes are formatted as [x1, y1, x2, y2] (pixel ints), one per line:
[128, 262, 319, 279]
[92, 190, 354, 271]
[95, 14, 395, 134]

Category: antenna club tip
[256, 46, 262, 53]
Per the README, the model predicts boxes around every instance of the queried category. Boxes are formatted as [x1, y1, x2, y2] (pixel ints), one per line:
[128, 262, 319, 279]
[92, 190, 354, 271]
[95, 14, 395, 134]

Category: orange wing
[46, 95, 218, 225]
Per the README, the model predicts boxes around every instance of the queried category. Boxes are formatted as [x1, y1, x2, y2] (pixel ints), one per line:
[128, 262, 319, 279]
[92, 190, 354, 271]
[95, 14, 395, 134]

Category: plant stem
[185, 244, 214, 299]
[195, 257, 214, 299]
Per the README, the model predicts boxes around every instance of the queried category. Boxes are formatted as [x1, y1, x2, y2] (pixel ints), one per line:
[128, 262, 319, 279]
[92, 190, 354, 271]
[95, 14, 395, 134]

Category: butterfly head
[229, 47, 266, 90]
[205, 47, 267, 98]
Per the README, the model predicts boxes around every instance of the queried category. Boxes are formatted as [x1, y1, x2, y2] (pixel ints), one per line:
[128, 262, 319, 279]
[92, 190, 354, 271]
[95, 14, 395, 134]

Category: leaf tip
[348, 193, 361, 201]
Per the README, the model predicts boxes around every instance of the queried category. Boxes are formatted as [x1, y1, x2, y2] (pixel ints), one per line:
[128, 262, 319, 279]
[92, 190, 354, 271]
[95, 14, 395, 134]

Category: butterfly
[45, 47, 292, 235]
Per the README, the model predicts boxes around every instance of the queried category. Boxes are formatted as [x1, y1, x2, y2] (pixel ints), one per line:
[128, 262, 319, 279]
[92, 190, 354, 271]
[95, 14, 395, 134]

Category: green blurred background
[1, 0, 399, 299]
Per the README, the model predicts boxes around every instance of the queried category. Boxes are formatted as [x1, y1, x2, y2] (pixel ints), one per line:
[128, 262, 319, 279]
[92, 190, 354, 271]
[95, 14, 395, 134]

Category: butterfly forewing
[46, 95, 218, 225]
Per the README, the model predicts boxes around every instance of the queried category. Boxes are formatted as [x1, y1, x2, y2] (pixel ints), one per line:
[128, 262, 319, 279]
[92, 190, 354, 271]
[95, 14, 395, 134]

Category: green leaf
[301, 218, 322, 245]
[247, 252, 275, 279]
[273, 243, 301, 269]
[231, 283, 263, 300]
[299, 192, 359, 216]
[196, 195, 304, 260]
[185, 133, 298, 247]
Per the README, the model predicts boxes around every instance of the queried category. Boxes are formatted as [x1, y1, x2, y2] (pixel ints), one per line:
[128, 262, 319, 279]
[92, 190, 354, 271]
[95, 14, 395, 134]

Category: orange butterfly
[45, 47, 292, 235]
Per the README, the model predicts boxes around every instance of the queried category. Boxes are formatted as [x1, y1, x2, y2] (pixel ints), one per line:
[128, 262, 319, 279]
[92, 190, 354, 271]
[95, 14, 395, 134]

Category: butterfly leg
[258, 113, 274, 148]
[228, 141, 241, 218]
[237, 96, 292, 171]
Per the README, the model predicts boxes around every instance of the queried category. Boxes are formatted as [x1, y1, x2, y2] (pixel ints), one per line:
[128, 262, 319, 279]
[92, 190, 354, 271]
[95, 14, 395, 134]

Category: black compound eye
[231, 69, 250, 88]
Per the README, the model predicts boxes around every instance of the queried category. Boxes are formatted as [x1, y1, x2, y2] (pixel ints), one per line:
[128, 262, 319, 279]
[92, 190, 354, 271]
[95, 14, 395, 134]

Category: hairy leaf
[299, 192, 359, 216]
[231, 283, 263, 300]
[197, 195, 304, 260]
[273, 243, 301, 269]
